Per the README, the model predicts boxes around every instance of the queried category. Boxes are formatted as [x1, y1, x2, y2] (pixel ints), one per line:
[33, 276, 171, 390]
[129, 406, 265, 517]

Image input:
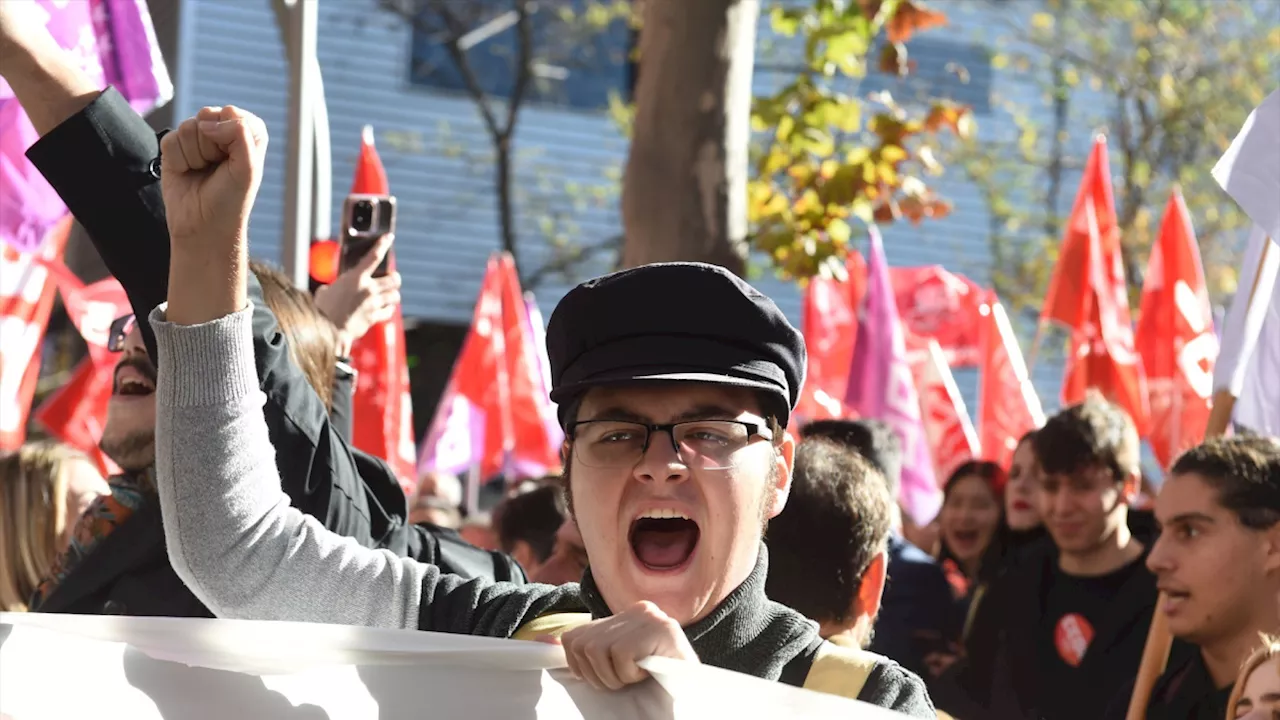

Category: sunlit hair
[250, 261, 339, 411]
[0, 441, 91, 611]
[1227, 634, 1280, 719]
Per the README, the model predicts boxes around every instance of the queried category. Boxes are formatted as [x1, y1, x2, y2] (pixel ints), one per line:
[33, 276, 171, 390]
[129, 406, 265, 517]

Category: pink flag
[845, 227, 941, 524]
[909, 337, 980, 483]
[0, 0, 172, 253]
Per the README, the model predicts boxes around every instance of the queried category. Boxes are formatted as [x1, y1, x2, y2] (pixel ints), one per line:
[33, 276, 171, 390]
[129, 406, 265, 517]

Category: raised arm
[152, 106, 570, 631]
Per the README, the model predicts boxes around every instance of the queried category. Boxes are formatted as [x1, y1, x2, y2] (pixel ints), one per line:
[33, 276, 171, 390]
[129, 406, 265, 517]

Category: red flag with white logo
[0, 217, 70, 450]
[1135, 189, 1216, 467]
[977, 294, 1045, 469]
[892, 265, 988, 366]
[346, 126, 416, 494]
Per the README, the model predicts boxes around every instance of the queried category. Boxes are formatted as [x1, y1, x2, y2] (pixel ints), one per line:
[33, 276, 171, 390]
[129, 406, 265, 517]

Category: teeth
[639, 509, 690, 521]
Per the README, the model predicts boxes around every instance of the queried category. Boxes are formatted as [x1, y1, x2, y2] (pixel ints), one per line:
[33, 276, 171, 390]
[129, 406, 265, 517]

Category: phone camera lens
[352, 201, 374, 232]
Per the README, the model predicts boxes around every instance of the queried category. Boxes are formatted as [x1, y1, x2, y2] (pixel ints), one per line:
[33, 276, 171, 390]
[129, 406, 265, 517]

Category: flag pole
[1125, 235, 1273, 720]
[1025, 317, 1048, 376]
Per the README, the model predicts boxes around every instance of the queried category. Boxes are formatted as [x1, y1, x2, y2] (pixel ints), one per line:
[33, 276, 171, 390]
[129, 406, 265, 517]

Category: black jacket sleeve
[26, 87, 375, 546]
[858, 661, 937, 719]
[330, 359, 356, 443]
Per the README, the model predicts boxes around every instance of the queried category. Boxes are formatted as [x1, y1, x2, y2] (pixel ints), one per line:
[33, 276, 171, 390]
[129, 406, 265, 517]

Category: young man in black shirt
[939, 392, 1156, 719]
[1111, 436, 1280, 719]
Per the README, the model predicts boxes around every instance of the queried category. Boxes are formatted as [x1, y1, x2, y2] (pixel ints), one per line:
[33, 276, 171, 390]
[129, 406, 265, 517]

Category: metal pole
[281, 0, 318, 289]
[311, 57, 333, 242]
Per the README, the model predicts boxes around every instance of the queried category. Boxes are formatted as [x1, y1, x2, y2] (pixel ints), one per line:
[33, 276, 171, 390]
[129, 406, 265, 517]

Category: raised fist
[160, 105, 269, 248]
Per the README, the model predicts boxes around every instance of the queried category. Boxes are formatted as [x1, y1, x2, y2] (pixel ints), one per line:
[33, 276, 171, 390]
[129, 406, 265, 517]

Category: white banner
[0, 613, 905, 719]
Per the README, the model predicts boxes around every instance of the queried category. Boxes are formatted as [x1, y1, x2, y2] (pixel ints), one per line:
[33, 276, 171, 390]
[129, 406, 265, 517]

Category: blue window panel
[859, 36, 994, 115]
[409, 1, 634, 111]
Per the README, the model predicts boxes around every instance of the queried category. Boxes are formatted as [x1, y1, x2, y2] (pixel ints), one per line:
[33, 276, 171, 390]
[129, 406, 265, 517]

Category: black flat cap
[546, 262, 806, 428]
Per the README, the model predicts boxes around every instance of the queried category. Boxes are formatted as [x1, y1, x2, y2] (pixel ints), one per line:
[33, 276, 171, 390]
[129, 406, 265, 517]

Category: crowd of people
[3, 5, 1280, 719]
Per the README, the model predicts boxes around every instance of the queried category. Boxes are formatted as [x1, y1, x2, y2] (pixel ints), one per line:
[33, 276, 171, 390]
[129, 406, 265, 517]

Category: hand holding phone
[340, 193, 397, 277]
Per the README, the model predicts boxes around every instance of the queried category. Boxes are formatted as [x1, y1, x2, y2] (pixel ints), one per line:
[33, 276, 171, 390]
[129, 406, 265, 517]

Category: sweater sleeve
[152, 303, 424, 628]
[150, 303, 581, 634]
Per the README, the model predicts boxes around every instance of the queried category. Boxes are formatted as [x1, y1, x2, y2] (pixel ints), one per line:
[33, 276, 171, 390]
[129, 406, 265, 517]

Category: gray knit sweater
[150, 304, 934, 717]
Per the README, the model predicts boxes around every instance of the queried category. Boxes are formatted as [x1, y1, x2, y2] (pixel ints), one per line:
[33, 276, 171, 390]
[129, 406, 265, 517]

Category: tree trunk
[620, 0, 758, 276]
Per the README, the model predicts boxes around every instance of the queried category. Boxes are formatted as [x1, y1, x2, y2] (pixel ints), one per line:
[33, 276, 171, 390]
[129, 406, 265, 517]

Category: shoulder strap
[512, 612, 594, 641]
[801, 640, 881, 701]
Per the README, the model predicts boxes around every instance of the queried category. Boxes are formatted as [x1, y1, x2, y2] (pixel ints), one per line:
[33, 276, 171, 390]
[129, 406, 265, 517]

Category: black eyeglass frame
[565, 417, 774, 469]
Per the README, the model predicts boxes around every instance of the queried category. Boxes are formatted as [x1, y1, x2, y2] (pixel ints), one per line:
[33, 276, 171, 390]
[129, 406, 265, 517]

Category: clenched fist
[160, 105, 268, 247]
[161, 105, 268, 327]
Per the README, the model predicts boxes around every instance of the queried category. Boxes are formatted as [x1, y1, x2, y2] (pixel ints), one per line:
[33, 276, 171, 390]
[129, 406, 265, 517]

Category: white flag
[1229, 229, 1280, 435]
[1212, 88, 1280, 242]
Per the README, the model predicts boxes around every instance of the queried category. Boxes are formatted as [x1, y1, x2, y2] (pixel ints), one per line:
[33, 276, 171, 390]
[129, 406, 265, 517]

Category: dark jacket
[870, 535, 959, 680]
[1103, 641, 1234, 720]
[27, 87, 521, 616]
[934, 533, 1158, 720]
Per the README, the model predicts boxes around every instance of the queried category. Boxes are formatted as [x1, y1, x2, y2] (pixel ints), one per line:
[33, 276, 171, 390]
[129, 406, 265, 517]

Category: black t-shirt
[1036, 556, 1146, 720]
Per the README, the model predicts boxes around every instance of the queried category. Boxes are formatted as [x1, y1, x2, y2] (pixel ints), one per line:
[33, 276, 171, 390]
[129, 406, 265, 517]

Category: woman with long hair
[0, 441, 107, 611]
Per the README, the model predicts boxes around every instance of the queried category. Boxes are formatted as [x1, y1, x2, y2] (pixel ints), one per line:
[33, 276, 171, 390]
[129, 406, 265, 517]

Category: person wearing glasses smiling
[146, 103, 934, 715]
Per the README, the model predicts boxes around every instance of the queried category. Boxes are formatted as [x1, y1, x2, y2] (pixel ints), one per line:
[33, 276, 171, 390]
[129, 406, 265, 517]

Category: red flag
[977, 294, 1045, 469]
[910, 336, 980, 481]
[891, 265, 988, 366]
[1041, 136, 1121, 333]
[346, 126, 416, 494]
[1135, 189, 1216, 467]
[797, 252, 863, 423]
[496, 256, 560, 477]
[33, 357, 117, 477]
[30, 265, 130, 476]
[1061, 197, 1151, 433]
[0, 217, 71, 451]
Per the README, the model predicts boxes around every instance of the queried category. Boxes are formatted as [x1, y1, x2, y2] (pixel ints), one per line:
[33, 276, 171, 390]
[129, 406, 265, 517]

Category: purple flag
[845, 228, 942, 524]
[0, 0, 172, 253]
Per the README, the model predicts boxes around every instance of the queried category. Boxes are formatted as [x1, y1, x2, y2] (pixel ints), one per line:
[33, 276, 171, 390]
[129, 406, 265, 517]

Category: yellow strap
[801, 640, 881, 701]
[511, 612, 594, 641]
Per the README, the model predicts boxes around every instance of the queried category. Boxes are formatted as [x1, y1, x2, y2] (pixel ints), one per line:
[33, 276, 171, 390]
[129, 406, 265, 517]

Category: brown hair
[1227, 634, 1280, 719]
[1034, 390, 1141, 481]
[0, 441, 90, 611]
[251, 261, 339, 411]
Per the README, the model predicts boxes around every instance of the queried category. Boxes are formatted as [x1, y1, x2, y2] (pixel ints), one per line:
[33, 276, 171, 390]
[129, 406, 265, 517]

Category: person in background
[1005, 431, 1045, 537]
[1106, 436, 1280, 720]
[766, 439, 892, 650]
[1228, 635, 1280, 720]
[409, 471, 464, 528]
[801, 419, 958, 683]
[533, 514, 590, 586]
[0, 441, 108, 611]
[494, 482, 565, 578]
[937, 392, 1156, 720]
[936, 460, 1006, 605]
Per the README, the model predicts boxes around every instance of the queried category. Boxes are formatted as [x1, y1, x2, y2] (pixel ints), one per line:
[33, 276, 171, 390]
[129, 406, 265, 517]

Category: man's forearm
[1, 31, 102, 136]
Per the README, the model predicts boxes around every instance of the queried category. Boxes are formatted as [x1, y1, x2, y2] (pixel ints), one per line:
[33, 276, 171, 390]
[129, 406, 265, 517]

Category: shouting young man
[938, 393, 1156, 720]
[145, 106, 934, 715]
[1115, 436, 1280, 719]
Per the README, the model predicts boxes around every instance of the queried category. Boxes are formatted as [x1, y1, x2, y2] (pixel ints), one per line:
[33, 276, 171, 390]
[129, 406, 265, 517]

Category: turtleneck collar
[576, 544, 821, 680]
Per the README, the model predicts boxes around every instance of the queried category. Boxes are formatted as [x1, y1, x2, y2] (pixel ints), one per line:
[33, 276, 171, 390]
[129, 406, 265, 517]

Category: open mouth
[114, 365, 156, 397]
[629, 510, 700, 572]
[952, 529, 980, 546]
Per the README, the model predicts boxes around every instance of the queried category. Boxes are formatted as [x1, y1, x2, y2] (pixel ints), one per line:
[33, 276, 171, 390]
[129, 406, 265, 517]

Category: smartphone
[339, 193, 397, 277]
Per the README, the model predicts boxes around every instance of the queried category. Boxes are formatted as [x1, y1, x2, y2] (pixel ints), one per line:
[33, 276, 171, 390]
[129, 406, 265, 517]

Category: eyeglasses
[566, 418, 773, 471]
[107, 314, 136, 352]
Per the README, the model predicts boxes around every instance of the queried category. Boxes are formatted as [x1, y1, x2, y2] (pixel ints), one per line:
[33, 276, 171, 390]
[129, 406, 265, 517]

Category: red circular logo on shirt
[1054, 613, 1095, 667]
